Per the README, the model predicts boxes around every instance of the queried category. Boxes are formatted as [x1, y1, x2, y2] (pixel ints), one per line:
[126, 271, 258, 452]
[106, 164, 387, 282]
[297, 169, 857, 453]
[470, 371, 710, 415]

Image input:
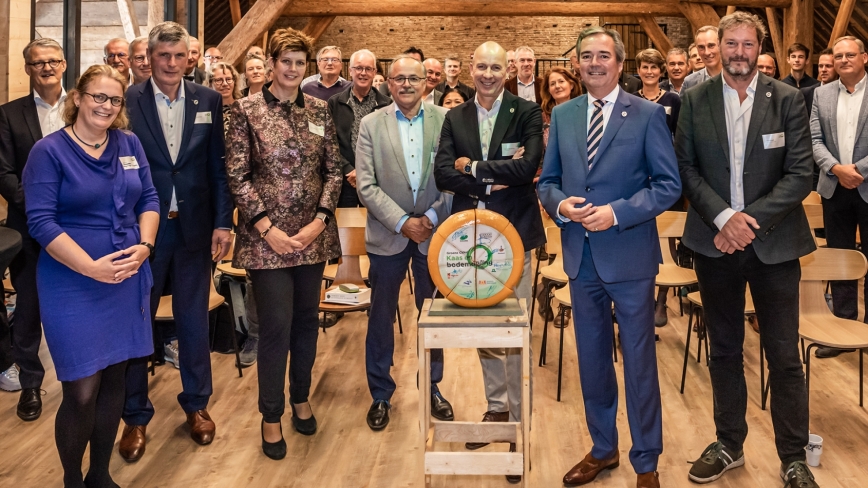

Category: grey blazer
[355, 102, 453, 256]
[810, 81, 868, 202]
[676, 73, 816, 264]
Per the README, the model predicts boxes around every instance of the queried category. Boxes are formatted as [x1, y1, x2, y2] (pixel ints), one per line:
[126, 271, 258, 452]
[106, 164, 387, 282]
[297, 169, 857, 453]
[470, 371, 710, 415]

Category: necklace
[640, 89, 664, 103]
[71, 125, 109, 149]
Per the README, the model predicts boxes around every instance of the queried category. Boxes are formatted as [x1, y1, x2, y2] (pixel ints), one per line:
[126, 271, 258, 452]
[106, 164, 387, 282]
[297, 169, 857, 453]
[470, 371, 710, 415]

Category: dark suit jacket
[435, 80, 476, 103]
[621, 73, 642, 94]
[676, 73, 816, 264]
[801, 84, 822, 189]
[538, 89, 681, 281]
[126, 80, 233, 251]
[327, 86, 392, 176]
[434, 89, 545, 250]
[0, 93, 43, 236]
[185, 67, 207, 85]
[505, 76, 542, 104]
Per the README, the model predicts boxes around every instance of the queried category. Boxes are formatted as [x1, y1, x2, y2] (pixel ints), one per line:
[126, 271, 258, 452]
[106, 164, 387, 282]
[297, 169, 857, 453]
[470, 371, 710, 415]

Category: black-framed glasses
[319, 57, 340, 64]
[83, 92, 124, 107]
[351, 66, 376, 74]
[212, 77, 234, 85]
[204, 55, 224, 61]
[27, 59, 63, 70]
[390, 76, 424, 85]
[105, 53, 128, 60]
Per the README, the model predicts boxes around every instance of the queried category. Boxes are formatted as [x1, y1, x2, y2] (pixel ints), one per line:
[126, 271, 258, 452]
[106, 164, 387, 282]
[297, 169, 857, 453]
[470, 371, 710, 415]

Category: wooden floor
[1, 272, 867, 487]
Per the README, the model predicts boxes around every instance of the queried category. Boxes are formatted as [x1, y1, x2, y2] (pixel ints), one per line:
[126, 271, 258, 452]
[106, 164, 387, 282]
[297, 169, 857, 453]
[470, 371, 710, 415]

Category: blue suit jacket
[126, 80, 233, 251]
[538, 89, 681, 282]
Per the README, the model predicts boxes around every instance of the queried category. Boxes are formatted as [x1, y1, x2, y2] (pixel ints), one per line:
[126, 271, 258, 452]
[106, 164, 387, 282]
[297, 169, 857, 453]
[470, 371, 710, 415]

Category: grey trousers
[477, 250, 533, 422]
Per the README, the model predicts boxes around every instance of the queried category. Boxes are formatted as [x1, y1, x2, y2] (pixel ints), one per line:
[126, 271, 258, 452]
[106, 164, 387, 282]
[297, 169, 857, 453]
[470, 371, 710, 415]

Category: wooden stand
[418, 298, 531, 487]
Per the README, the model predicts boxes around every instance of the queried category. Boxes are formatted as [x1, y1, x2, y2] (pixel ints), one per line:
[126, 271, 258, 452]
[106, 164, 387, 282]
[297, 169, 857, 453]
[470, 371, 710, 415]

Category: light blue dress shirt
[394, 105, 440, 233]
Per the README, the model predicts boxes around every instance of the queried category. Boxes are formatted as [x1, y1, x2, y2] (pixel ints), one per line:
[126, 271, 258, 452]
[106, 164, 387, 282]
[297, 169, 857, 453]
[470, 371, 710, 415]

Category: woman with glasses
[22, 64, 159, 487]
[242, 55, 268, 97]
[209, 62, 242, 138]
[226, 28, 341, 460]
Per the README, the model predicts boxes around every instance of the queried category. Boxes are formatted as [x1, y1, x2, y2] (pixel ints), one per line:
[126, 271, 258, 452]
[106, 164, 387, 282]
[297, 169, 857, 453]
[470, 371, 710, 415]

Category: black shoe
[430, 392, 454, 421]
[261, 420, 286, 460]
[17, 388, 42, 421]
[781, 461, 819, 488]
[290, 401, 317, 435]
[366, 400, 390, 431]
[505, 442, 521, 483]
[688, 441, 744, 483]
[815, 346, 856, 359]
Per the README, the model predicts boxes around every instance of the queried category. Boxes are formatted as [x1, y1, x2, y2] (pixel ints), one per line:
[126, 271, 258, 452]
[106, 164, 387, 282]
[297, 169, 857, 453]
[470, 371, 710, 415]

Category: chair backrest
[800, 247, 867, 282]
[657, 211, 686, 239]
[803, 191, 822, 205]
[802, 203, 824, 236]
[541, 210, 557, 229]
[544, 225, 562, 255]
[336, 207, 367, 229]
[333, 226, 367, 286]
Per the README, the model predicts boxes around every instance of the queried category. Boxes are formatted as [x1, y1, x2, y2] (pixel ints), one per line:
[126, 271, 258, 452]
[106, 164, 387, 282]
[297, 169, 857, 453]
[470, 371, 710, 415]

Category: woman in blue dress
[23, 64, 160, 488]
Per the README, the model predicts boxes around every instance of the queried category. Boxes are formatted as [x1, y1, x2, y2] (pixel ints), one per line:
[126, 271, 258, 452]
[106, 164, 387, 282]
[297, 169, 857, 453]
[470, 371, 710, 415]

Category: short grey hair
[444, 54, 462, 67]
[389, 54, 424, 76]
[576, 27, 626, 63]
[129, 36, 148, 53]
[695, 25, 719, 39]
[350, 49, 377, 67]
[23, 38, 64, 62]
[148, 21, 190, 52]
[514, 46, 535, 59]
[316, 45, 342, 61]
[104, 38, 129, 57]
[833, 35, 866, 53]
[666, 47, 688, 60]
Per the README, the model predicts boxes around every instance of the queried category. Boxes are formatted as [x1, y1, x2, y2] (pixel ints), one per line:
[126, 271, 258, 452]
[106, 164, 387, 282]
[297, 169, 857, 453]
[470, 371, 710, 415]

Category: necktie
[184, 74, 194, 82]
[587, 99, 606, 169]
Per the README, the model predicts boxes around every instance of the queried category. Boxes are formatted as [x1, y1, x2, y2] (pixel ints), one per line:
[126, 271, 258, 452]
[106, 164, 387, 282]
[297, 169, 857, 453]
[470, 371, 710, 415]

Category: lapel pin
[194, 100, 199, 105]
[621, 111, 627, 117]
[510, 107, 515, 113]
[766, 92, 771, 98]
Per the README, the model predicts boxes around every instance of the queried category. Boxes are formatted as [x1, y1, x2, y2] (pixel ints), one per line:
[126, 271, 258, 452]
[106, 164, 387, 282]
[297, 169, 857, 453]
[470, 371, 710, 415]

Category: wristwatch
[315, 212, 330, 226]
[260, 224, 274, 239]
[464, 160, 474, 175]
[139, 242, 155, 261]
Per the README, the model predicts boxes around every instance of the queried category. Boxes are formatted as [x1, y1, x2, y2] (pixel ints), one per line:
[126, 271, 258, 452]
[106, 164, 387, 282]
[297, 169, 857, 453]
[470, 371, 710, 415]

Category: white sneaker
[164, 340, 180, 369]
[0, 364, 21, 391]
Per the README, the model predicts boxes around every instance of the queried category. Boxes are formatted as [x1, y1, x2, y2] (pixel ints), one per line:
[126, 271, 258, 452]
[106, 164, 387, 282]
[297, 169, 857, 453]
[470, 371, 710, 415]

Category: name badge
[309, 121, 324, 137]
[119, 156, 139, 170]
[502, 141, 520, 157]
[763, 132, 785, 149]
[194, 111, 212, 124]
[664, 106, 672, 115]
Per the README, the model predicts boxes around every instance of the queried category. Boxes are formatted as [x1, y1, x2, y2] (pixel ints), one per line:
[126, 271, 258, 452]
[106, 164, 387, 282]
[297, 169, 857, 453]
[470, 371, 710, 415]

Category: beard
[723, 55, 757, 81]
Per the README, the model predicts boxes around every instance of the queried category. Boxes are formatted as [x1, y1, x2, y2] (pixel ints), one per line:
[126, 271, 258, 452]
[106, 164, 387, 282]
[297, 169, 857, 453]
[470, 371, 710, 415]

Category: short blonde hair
[833, 35, 866, 53]
[209, 62, 243, 100]
[268, 27, 314, 61]
[63, 65, 129, 130]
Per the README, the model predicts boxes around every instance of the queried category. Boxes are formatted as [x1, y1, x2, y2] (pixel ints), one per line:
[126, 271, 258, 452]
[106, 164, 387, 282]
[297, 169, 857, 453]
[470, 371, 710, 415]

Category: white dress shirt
[470, 90, 504, 208]
[151, 78, 186, 213]
[836, 73, 867, 167]
[393, 104, 439, 232]
[33, 88, 67, 137]
[424, 90, 436, 105]
[517, 76, 536, 102]
[713, 72, 758, 230]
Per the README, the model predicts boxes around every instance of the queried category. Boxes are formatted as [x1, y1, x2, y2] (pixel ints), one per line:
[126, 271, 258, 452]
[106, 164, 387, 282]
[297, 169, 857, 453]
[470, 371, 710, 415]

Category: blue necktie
[587, 99, 606, 169]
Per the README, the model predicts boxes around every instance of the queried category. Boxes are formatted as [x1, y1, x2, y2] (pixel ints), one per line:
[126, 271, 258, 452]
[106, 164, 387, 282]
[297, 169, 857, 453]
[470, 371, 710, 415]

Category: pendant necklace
[71, 125, 109, 149]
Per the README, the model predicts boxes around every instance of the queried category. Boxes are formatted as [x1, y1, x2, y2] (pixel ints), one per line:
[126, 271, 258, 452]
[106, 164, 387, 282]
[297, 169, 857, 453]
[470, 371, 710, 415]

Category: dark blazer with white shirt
[676, 72, 816, 264]
[433, 89, 545, 250]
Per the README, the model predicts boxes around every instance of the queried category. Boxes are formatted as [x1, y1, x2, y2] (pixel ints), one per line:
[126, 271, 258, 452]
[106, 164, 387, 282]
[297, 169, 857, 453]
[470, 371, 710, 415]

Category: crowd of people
[0, 10, 863, 487]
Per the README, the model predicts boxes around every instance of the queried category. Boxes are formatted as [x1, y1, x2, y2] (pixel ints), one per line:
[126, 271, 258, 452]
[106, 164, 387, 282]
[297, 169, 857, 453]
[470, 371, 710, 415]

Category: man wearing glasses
[104, 38, 132, 85]
[0, 38, 68, 422]
[301, 46, 349, 101]
[129, 37, 152, 85]
[202, 46, 223, 72]
[327, 49, 391, 208]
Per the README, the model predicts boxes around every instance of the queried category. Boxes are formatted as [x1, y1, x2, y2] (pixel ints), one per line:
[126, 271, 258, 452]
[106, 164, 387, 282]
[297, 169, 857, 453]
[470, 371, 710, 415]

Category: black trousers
[0, 227, 22, 372]
[338, 179, 362, 208]
[249, 262, 325, 423]
[9, 231, 45, 389]
[694, 245, 808, 464]
[822, 185, 868, 321]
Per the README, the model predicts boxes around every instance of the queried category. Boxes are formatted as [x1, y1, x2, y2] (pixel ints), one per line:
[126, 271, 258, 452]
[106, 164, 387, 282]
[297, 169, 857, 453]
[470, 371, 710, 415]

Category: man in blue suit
[119, 22, 233, 462]
[538, 27, 681, 488]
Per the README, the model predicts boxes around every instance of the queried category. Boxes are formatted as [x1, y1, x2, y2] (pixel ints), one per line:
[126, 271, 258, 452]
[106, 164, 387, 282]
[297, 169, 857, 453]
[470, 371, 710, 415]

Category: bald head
[390, 55, 425, 77]
[472, 42, 508, 109]
[422, 58, 442, 92]
[474, 42, 508, 68]
[757, 53, 776, 78]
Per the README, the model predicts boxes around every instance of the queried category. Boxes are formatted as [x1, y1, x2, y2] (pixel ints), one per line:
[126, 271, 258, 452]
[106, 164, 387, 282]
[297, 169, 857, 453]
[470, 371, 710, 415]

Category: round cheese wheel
[428, 209, 525, 308]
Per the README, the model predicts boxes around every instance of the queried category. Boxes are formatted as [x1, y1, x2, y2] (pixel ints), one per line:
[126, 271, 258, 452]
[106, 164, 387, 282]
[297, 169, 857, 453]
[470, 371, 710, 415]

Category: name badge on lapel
[502, 141, 519, 157]
[194, 112, 212, 124]
[309, 121, 325, 137]
[762, 132, 785, 149]
[119, 156, 139, 170]
[664, 106, 672, 115]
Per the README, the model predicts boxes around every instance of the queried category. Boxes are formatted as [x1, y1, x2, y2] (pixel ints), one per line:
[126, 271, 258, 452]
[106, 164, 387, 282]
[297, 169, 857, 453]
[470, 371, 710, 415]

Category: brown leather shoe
[186, 409, 216, 445]
[119, 424, 147, 462]
[563, 451, 620, 486]
[637, 471, 660, 488]
[465, 410, 509, 450]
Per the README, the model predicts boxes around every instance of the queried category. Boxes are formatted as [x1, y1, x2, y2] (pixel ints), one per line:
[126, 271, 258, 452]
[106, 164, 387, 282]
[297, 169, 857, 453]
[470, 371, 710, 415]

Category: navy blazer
[538, 89, 681, 282]
[126, 79, 233, 251]
[0, 93, 43, 237]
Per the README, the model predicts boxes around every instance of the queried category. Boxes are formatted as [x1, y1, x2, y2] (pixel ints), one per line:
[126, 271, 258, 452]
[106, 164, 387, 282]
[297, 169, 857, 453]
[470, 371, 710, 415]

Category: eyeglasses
[132, 55, 147, 64]
[319, 57, 341, 64]
[82, 92, 124, 107]
[351, 66, 376, 74]
[204, 55, 224, 60]
[390, 76, 424, 85]
[27, 59, 63, 70]
[212, 77, 234, 85]
[834, 52, 862, 61]
[105, 53, 128, 60]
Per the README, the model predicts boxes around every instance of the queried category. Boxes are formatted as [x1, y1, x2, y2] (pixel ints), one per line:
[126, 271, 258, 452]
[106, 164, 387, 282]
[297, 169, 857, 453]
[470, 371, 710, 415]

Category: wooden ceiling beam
[782, 0, 814, 76]
[678, 2, 721, 32]
[283, 2, 686, 16]
[827, 0, 856, 47]
[229, 0, 242, 25]
[218, 0, 296, 67]
[301, 16, 335, 43]
[766, 7, 783, 60]
[637, 16, 674, 53]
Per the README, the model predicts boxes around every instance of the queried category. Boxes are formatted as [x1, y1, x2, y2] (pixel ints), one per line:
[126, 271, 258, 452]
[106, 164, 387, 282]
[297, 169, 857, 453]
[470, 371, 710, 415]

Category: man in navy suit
[119, 22, 233, 462]
[538, 27, 680, 488]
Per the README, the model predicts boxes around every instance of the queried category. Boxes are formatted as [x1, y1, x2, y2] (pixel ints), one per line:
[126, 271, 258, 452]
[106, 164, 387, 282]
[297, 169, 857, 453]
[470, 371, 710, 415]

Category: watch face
[464, 164, 473, 174]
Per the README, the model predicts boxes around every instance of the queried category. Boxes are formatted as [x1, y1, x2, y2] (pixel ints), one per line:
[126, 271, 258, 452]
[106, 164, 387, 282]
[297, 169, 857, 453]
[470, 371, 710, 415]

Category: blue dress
[23, 129, 161, 381]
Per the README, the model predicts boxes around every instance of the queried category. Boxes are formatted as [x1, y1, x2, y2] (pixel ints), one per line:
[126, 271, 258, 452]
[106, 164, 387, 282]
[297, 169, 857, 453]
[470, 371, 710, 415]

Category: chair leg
[860, 348, 864, 407]
[223, 303, 243, 378]
[407, 267, 414, 295]
[396, 304, 403, 334]
[801, 338, 806, 364]
[557, 305, 566, 402]
[539, 297, 550, 367]
[805, 343, 819, 420]
[612, 325, 618, 363]
[680, 306, 695, 394]
[529, 247, 542, 328]
[760, 345, 767, 410]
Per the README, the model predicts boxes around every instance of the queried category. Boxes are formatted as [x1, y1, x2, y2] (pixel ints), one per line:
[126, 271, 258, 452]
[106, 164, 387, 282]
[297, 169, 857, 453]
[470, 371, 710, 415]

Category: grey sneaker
[688, 441, 745, 483]
[781, 461, 819, 488]
[164, 340, 180, 369]
[0, 364, 21, 392]
[239, 337, 258, 367]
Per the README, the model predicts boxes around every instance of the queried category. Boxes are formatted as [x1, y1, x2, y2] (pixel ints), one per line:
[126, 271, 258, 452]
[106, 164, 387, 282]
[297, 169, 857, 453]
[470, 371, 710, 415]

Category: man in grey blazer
[676, 12, 818, 487]
[810, 36, 868, 347]
[356, 56, 453, 431]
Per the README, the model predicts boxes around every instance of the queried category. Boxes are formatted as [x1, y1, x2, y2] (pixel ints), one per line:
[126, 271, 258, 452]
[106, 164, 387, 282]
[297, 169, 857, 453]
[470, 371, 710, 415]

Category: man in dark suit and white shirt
[676, 12, 818, 487]
[538, 27, 680, 488]
[120, 21, 234, 462]
[434, 40, 543, 484]
[802, 48, 837, 192]
[810, 36, 868, 357]
[0, 38, 67, 422]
